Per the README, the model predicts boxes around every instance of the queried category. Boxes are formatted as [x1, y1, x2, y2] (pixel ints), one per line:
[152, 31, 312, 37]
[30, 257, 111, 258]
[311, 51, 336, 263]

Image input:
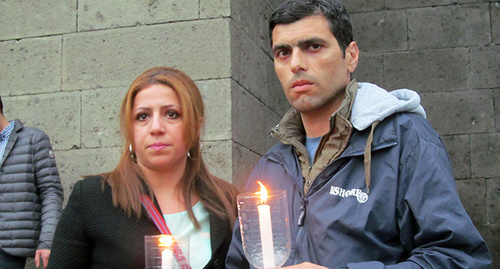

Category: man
[0, 95, 63, 269]
[226, 0, 491, 268]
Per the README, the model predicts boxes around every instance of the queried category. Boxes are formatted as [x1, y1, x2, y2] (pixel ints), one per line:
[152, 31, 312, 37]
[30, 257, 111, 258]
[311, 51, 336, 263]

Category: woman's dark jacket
[48, 176, 231, 269]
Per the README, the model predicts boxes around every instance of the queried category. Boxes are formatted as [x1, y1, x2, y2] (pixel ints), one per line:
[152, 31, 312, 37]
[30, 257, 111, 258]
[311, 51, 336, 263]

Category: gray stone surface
[470, 133, 500, 178]
[62, 19, 231, 91]
[384, 48, 469, 92]
[353, 54, 384, 86]
[197, 79, 233, 141]
[344, 0, 385, 12]
[0, 37, 62, 96]
[231, 0, 274, 51]
[231, 81, 282, 156]
[470, 45, 500, 89]
[441, 135, 471, 179]
[201, 140, 232, 182]
[351, 10, 407, 53]
[78, 0, 198, 31]
[385, 0, 458, 9]
[81, 87, 128, 148]
[420, 90, 494, 135]
[230, 23, 288, 117]
[493, 2, 500, 44]
[3, 92, 80, 150]
[0, 0, 76, 40]
[486, 178, 500, 225]
[200, 0, 230, 18]
[408, 4, 490, 50]
[55, 147, 122, 199]
[456, 178, 487, 226]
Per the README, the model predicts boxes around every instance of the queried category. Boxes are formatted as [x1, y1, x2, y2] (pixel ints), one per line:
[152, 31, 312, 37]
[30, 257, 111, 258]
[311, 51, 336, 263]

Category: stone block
[62, 19, 231, 91]
[3, 92, 80, 151]
[408, 4, 490, 50]
[81, 87, 128, 148]
[232, 142, 262, 190]
[344, 0, 385, 12]
[266, 0, 285, 10]
[470, 45, 500, 89]
[232, 81, 282, 156]
[197, 79, 232, 141]
[351, 10, 407, 53]
[0, 0, 76, 40]
[470, 133, 500, 178]
[0, 37, 62, 96]
[495, 89, 500, 131]
[455, 178, 487, 226]
[385, 0, 457, 9]
[231, 0, 274, 50]
[486, 178, 500, 224]
[477, 224, 500, 268]
[230, 23, 288, 117]
[493, 3, 500, 44]
[55, 147, 122, 203]
[200, 0, 230, 19]
[353, 53, 383, 86]
[78, 0, 198, 31]
[201, 140, 233, 183]
[441, 135, 471, 179]
[384, 48, 468, 92]
[420, 91, 494, 135]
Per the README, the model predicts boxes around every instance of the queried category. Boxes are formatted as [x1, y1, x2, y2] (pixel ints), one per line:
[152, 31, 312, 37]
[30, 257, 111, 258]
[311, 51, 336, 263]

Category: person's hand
[35, 249, 51, 269]
[283, 262, 328, 269]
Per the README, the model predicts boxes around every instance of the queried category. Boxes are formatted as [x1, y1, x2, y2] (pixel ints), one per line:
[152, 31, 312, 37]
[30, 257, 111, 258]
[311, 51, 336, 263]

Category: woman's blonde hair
[103, 66, 238, 229]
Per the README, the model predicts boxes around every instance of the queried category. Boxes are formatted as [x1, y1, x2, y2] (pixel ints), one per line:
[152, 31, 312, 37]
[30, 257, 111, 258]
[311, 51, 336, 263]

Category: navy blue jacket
[226, 112, 491, 268]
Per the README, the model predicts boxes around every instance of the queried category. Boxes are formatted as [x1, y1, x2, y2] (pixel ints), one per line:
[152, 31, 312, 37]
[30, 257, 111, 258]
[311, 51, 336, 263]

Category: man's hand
[35, 249, 51, 269]
[283, 262, 328, 269]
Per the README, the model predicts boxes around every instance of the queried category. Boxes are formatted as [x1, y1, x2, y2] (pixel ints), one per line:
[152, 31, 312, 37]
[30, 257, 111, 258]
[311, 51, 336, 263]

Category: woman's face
[131, 84, 188, 173]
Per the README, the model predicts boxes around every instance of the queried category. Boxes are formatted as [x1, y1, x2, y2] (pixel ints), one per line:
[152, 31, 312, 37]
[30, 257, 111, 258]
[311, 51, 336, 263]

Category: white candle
[161, 248, 173, 269]
[257, 181, 275, 269]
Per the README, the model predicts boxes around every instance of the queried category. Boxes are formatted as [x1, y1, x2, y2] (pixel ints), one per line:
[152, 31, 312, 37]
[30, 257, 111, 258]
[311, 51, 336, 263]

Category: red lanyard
[141, 195, 192, 269]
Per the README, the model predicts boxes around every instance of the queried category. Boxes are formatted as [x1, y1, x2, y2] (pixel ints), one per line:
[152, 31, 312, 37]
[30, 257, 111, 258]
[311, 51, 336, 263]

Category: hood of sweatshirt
[351, 82, 426, 131]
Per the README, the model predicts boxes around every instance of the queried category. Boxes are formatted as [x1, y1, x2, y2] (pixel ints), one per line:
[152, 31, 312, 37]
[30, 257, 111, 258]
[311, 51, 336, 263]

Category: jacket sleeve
[33, 130, 64, 250]
[348, 118, 491, 268]
[47, 180, 91, 269]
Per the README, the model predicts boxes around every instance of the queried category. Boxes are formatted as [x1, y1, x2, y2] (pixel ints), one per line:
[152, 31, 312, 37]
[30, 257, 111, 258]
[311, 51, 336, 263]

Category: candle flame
[158, 235, 174, 248]
[257, 181, 268, 204]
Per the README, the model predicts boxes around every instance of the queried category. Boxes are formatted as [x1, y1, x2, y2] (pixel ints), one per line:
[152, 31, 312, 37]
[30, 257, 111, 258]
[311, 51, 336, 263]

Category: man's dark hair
[0, 95, 3, 114]
[269, 0, 353, 55]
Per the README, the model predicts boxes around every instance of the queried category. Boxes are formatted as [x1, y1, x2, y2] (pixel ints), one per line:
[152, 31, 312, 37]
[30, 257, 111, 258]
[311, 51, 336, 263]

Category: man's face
[271, 15, 358, 116]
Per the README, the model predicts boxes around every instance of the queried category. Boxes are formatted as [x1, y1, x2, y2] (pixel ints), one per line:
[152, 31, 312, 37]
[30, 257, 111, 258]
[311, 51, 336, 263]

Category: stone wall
[0, 0, 498, 267]
[349, 0, 499, 266]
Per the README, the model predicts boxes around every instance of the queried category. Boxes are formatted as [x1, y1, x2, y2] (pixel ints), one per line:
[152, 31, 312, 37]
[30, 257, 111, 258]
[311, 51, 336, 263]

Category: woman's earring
[187, 151, 192, 159]
[129, 144, 136, 161]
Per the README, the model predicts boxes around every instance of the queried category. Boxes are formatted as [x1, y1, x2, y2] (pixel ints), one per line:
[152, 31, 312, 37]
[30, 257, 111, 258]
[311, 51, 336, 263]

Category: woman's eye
[136, 113, 148, 121]
[166, 110, 179, 119]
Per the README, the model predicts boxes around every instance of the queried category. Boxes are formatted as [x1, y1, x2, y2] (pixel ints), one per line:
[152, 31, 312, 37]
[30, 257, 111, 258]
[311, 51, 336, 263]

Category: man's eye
[309, 44, 322, 50]
[276, 50, 290, 58]
[166, 111, 179, 119]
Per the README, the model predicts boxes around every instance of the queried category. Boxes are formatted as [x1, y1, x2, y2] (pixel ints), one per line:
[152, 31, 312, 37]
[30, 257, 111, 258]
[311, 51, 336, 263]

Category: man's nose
[290, 49, 307, 73]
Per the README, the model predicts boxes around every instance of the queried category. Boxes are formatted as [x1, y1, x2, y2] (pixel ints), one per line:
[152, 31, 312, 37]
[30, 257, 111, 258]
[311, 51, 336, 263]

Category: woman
[48, 67, 239, 269]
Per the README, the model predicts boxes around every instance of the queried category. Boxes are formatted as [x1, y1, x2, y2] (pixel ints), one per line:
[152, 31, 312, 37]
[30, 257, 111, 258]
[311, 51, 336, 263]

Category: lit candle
[159, 235, 174, 269]
[257, 181, 275, 268]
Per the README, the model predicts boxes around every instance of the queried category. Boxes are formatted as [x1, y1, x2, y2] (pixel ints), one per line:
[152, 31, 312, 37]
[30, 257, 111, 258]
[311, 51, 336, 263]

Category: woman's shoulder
[72, 175, 109, 195]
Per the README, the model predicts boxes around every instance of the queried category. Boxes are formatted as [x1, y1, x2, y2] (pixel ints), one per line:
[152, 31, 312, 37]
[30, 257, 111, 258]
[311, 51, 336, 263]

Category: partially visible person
[0, 95, 64, 269]
[48, 66, 239, 269]
[226, 0, 491, 268]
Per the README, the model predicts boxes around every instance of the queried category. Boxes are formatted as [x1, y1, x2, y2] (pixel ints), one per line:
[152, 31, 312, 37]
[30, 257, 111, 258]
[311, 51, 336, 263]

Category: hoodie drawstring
[364, 121, 379, 194]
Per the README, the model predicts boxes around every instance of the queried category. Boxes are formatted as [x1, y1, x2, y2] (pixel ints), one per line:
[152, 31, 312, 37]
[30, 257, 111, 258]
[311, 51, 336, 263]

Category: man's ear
[345, 41, 359, 73]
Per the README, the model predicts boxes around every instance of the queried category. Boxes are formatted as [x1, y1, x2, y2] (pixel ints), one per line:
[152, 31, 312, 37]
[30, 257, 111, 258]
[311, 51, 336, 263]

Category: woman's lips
[148, 142, 167, 150]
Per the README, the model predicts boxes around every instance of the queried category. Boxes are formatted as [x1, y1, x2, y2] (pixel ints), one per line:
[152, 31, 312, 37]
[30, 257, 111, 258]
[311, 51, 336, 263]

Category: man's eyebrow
[272, 37, 328, 53]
